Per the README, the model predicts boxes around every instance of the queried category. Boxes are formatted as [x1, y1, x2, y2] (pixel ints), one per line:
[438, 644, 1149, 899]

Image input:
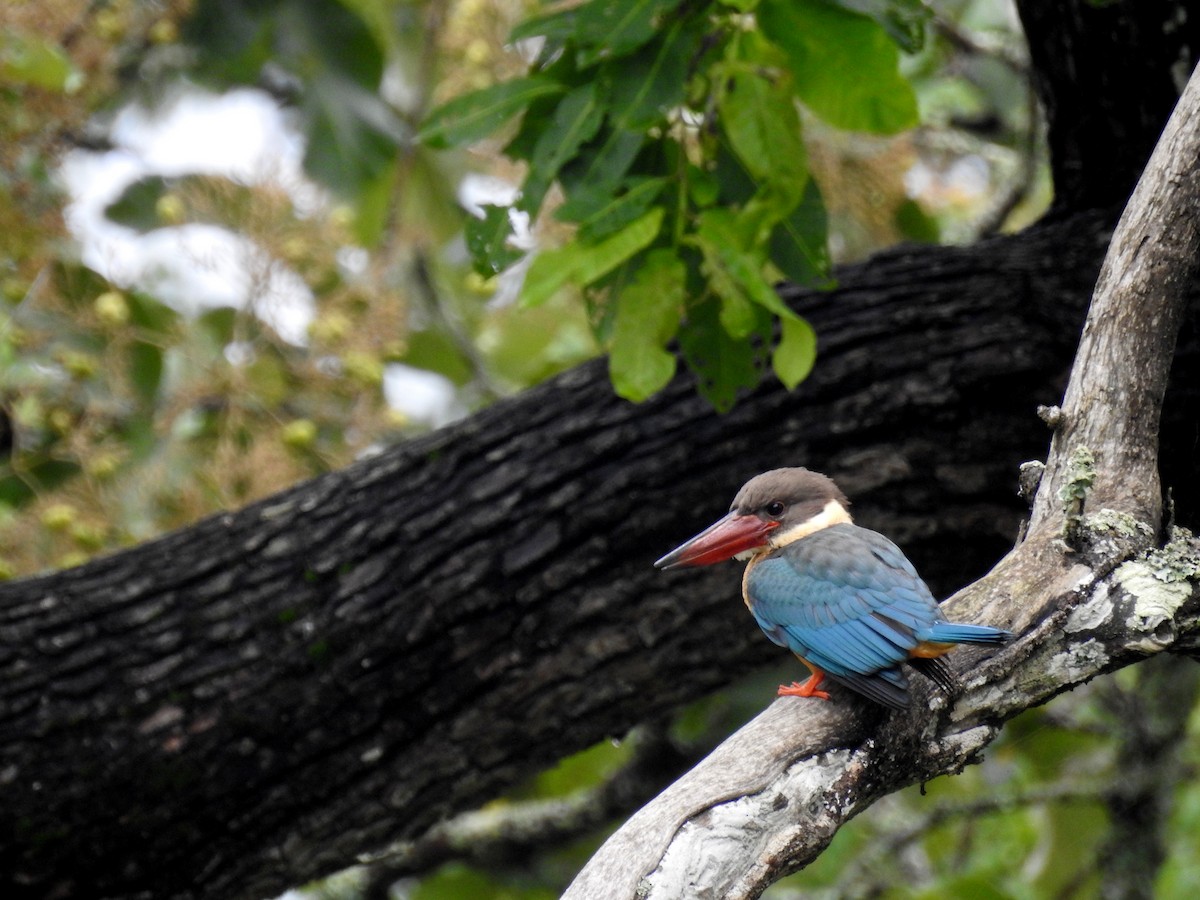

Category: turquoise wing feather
[746, 523, 943, 707]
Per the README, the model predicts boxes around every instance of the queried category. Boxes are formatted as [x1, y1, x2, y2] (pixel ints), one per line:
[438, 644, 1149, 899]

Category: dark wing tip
[827, 670, 910, 710]
[908, 656, 957, 694]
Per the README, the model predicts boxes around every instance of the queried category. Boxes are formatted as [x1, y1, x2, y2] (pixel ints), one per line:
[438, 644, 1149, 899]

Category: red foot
[777, 670, 831, 701]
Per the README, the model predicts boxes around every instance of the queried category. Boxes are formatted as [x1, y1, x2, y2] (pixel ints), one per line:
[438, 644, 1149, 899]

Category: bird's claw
[777, 680, 831, 701]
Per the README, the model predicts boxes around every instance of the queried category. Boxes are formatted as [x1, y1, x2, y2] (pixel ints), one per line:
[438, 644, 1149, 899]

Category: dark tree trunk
[1, 2, 1198, 899]
[1015, 0, 1197, 212]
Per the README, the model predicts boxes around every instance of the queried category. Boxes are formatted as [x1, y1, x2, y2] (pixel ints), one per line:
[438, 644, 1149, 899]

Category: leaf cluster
[182, 0, 410, 246]
[421, 0, 923, 408]
[0, 0, 609, 579]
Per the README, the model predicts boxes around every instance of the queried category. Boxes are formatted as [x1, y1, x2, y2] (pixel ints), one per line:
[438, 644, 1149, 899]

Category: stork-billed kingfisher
[655, 468, 1011, 709]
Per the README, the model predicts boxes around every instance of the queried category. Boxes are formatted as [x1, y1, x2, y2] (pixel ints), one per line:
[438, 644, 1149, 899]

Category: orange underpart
[908, 640, 954, 659]
[777, 663, 830, 701]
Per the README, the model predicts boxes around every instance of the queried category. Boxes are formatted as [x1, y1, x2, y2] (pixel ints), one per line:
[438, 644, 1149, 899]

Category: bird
[654, 467, 1011, 709]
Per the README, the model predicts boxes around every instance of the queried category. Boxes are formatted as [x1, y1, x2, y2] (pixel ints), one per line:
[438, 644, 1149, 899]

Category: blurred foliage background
[6, 1, 1198, 899]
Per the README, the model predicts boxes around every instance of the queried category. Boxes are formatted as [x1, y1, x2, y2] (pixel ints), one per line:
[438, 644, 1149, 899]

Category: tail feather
[922, 623, 1012, 646]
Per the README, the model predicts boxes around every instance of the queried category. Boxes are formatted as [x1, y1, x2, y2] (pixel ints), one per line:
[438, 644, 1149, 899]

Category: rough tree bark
[1, 2, 1198, 899]
[564, 55, 1200, 899]
[1019, 0, 1194, 212]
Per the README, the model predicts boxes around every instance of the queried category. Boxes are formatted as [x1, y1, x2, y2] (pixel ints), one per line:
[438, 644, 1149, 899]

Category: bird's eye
[765, 500, 785, 518]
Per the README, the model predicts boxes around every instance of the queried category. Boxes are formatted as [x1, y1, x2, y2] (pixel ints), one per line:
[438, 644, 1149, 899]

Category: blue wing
[746, 524, 944, 708]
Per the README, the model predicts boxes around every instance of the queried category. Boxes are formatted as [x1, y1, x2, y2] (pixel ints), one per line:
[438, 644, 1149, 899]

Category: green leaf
[584, 259, 636, 344]
[519, 82, 605, 213]
[758, 0, 918, 134]
[337, 0, 402, 58]
[609, 250, 684, 401]
[303, 73, 405, 205]
[197, 307, 238, 350]
[1, 28, 78, 91]
[603, 14, 701, 131]
[466, 205, 522, 277]
[418, 77, 566, 148]
[246, 350, 291, 405]
[188, 0, 385, 88]
[520, 206, 664, 308]
[393, 145, 464, 246]
[104, 177, 171, 232]
[692, 208, 790, 337]
[564, 176, 668, 242]
[894, 197, 940, 243]
[126, 293, 181, 336]
[574, 0, 684, 66]
[558, 127, 645, 199]
[502, 52, 584, 161]
[738, 189, 800, 259]
[299, 0, 385, 88]
[678, 296, 762, 412]
[351, 154, 400, 247]
[769, 177, 832, 286]
[718, 63, 807, 199]
[837, 0, 931, 53]
[716, 275, 756, 339]
[510, 6, 579, 45]
[51, 262, 110, 310]
[688, 164, 720, 208]
[410, 863, 556, 900]
[773, 313, 817, 389]
[518, 255, 575, 313]
[531, 737, 632, 798]
[482, 298, 596, 387]
[0, 460, 80, 509]
[403, 329, 474, 385]
[129, 342, 164, 405]
[0, 474, 34, 510]
[182, 0, 273, 84]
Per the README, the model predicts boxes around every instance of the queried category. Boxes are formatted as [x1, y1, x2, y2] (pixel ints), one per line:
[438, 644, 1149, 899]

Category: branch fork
[565, 60, 1200, 899]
